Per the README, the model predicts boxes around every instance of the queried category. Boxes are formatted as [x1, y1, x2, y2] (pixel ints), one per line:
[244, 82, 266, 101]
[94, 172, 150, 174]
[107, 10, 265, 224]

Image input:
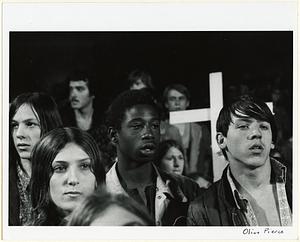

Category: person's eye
[178, 155, 184, 160]
[131, 124, 143, 130]
[237, 124, 249, 129]
[53, 165, 66, 173]
[26, 122, 39, 128]
[80, 162, 91, 170]
[11, 122, 19, 130]
[260, 124, 270, 130]
[152, 122, 160, 129]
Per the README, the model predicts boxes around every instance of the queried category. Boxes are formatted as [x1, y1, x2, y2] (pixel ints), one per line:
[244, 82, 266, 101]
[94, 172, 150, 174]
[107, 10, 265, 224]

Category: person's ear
[216, 132, 227, 149]
[164, 101, 169, 110]
[271, 143, 275, 149]
[186, 100, 190, 108]
[108, 127, 119, 145]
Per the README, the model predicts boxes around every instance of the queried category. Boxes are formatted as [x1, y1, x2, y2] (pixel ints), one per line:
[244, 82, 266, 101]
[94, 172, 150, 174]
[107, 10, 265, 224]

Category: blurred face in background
[165, 89, 189, 112]
[130, 79, 147, 90]
[69, 80, 94, 110]
[11, 104, 41, 162]
[90, 205, 147, 226]
[50, 142, 97, 214]
[160, 146, 184, 175]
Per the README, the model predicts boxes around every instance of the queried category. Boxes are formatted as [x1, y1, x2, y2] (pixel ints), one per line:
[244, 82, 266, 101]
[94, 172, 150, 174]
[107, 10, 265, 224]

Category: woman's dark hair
[68, 186, 154, 226]
[9, 92, 63, 225]
[154, 139, 185, 167]
[30, 127, 106, 225]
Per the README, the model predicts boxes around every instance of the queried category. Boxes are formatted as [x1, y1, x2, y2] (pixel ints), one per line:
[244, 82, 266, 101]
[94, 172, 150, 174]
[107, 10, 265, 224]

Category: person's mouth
[140, 143, 156, 155]
[70, 99, 79, 104]
[249, 143, 264, 153]
[17, 143, 30, 151]
[64, 191, 82, 198]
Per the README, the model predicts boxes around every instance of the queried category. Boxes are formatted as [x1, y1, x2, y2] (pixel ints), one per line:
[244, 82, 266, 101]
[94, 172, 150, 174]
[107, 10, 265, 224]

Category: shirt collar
[226, 158, 287, 211]
[270, 157, 287, 183]
[106, 162, 173, 197]
[226, 167, 247, 211]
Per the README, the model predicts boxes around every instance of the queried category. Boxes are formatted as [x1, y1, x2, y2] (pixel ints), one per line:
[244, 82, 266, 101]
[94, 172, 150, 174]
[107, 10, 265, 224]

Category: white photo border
[2, 1, 298, 240]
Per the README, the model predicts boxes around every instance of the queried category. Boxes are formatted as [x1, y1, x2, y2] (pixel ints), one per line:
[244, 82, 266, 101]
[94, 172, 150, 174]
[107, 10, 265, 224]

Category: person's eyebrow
[234, 117, 252, 123]
[128, 118, 144, 123]
[12, 118, 39, 123]
[52, 158, 91, 164]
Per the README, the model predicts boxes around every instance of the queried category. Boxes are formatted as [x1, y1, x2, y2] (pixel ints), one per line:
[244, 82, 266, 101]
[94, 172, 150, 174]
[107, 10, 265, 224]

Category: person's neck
[229, 158, 271, 193]
[117, 159, 153, 188]
[20, 158, 32, 177]
[74, 102, 93, 118]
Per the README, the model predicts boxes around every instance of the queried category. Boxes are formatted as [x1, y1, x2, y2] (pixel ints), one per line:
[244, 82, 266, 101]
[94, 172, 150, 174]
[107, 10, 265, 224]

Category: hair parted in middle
[30, 127, 106, 225]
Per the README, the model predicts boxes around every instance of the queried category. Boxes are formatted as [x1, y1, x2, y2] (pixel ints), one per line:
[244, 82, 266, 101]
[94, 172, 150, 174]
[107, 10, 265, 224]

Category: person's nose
[70, 89, 77, 98]
[142, 123, 154, 140]
[174, 98, 180, 106]
[173, 157, 180, 167]
[16, 124, 26, 139]
[248, 124, 262, 140]
[67, 168, 79, 186]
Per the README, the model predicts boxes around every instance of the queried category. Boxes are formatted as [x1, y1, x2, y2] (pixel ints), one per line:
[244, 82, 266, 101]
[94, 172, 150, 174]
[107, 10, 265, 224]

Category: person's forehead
[230, 112, 270, 124]
[53, 142, 90, 162]
[168, 89, 186, 97]
[123, 104, 159, 120]
[13, 103, 39, 121]
[69, 80, 88, 87]
[134, 79, 144, 84]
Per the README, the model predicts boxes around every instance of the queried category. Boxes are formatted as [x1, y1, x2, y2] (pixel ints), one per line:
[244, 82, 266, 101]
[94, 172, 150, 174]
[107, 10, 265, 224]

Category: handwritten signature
[243, 228, 284, 235]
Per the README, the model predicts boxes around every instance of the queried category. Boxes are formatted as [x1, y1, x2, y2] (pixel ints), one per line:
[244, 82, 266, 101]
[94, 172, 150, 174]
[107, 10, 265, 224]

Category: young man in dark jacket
[187, 95, 292, 226]
[105, 89, 202, 226]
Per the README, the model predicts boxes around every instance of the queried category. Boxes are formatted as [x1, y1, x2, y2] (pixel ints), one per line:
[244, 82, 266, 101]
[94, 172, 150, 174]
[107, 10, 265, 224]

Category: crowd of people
[8, 69, 292, 226]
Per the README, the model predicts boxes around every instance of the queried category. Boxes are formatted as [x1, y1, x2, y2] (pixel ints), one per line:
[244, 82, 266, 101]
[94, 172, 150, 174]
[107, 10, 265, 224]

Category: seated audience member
[9, 92, 62, 225]
[128, 69, 154, 91]
[30, 127, 106, 225]
[59, 70, 112, 171]
[162, 84, 212, 182]
[154, 139, 185, 175]
[128, 69, 181, 145]
[187, 95, 292, 226]
[105, 89, 202, 226]
[68, 186, 154, 226]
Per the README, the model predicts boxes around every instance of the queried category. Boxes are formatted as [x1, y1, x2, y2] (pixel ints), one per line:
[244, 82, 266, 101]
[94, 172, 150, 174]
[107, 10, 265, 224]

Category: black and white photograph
[2, 2, 298, 240]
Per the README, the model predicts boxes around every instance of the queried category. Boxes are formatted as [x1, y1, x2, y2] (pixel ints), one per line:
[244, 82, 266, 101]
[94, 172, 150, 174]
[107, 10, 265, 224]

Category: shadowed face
[69, 80, 94, 110]
[116, 104, 160, 166]
[130, 79, 147, 90]
[165, 89, 189, 111]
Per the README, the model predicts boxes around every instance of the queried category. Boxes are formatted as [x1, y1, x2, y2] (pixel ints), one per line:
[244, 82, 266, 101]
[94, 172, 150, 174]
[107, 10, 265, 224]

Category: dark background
[9, 31, 293, 113]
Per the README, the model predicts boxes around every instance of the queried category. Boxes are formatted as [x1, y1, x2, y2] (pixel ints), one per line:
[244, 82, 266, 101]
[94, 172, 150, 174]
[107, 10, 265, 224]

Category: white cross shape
[169, 72, 273, 181]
